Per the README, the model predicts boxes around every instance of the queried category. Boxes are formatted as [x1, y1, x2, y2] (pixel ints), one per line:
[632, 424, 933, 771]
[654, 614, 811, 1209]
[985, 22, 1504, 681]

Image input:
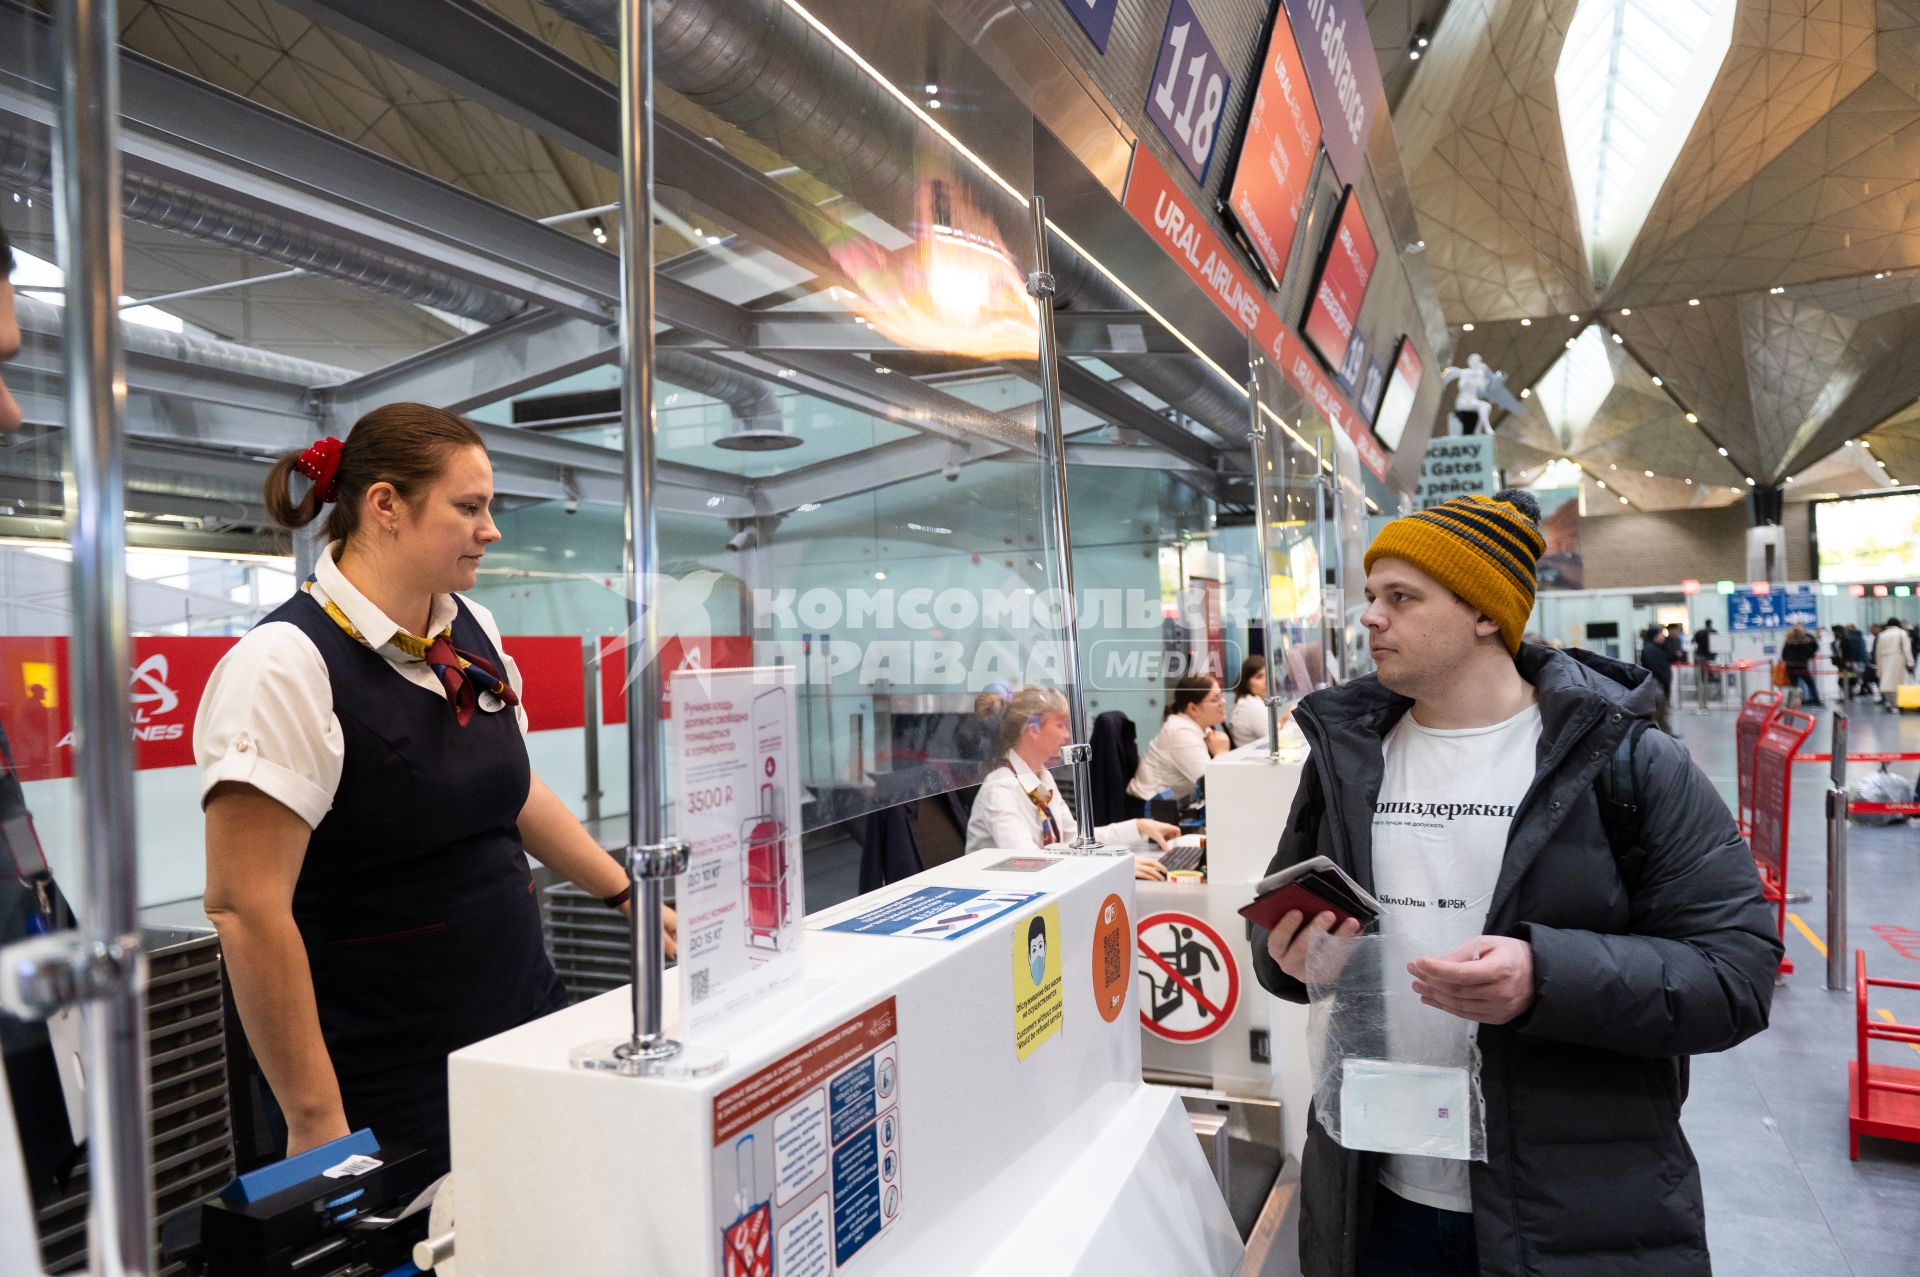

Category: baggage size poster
[711, 998, 902, 1276]
[673, 666, 805, 1032]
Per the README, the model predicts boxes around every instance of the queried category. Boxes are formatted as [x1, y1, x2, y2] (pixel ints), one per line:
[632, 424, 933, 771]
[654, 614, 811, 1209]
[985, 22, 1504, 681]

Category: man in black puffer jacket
[1250, 490, 1780, 1276]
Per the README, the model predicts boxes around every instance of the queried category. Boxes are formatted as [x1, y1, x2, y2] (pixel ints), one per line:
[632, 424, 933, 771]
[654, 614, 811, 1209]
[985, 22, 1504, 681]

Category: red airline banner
[0, 633, 597, 782]
[598, 634, 755, 725]
[1226, 6, 1321, 286]
[1300, 191, 1377, 375]
[1121, 147, 1390, 480]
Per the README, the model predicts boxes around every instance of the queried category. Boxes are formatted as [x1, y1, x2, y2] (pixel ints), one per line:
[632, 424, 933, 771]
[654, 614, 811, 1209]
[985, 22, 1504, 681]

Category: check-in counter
[448, 851, 1240, 1275]
[1136, 737, 1315, 1161]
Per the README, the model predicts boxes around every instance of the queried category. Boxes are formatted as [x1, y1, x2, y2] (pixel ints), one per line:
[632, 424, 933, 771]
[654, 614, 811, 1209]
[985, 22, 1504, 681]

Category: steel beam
[318, 309, 620, 425]
[1052, 358, 1218, 468]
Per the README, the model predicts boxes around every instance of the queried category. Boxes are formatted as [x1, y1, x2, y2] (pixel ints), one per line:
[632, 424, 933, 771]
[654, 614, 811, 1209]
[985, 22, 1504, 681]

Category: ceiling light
[1732, 486, 1743, 494]
[705, 233, 723, 244]
[1462, 322, 1475, 331]
[1520, 317, 1533, 327]
[1416, 239, 1426, 249]
[1688, 298, 1700, 306]
[1609, 462, 1617, 469]
[1620, 308, 1631, 316]
[1684, 478, 1693, 485]
[927, 98, 941, 109]
[1612, 332, 1624, 343]
[1846, 439, 1855, 446]
[874, 365, 892, 375]
[1520, 387, 1531, 398]
[1566, 338, 1577, 348]
[1875, 272, 1886, 280]
[589, 216, 608, 244]
[1570, 314, 1581, 322]
[1651, 375, 1663, 386]
[796, 502, 821, 512]
[924, 83, 939, 94]
[1717, 447, 1728, 456]
[1597, 480, 1608, 489]
[1619, 496, 1629, 504]
[1409, 49, 1422, 61]
[1644, 469, 1655, 477]
[1684, 412, 1698, 423]
[1415, 28, 1431, 47]
[1745, 477, 1756, 485]
[1860, 438, 1871, 448]
[1769, 286, 1785, 294]
[776, 368, 797, 378]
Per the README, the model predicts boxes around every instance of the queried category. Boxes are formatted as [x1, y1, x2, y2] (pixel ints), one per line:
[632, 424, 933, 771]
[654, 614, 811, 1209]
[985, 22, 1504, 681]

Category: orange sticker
[1091, 893, 1131, 1023]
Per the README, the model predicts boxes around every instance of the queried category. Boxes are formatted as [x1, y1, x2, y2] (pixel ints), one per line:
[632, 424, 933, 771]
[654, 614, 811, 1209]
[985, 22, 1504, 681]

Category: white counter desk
[1135, 738, 1315, 1161]
[447, 850, 1240, 1276]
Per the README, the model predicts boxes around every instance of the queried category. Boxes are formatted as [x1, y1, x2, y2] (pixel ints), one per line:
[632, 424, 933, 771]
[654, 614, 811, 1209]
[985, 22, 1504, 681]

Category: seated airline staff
[1227, 655, 1269, 748]
[1127, 672, 1229, 803]
[196, 404, 675, 1171]
[965, 685, 1180, 880]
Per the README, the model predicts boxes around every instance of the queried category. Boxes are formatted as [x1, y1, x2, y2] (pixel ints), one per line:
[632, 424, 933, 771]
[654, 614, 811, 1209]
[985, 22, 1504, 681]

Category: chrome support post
[1245, 359, 1292, 759]
[1026, 197, 1120, 856]
[1825, 709, 1850, 992]
[53, 0, 156, 1269]
[617, 0, 677, 1061]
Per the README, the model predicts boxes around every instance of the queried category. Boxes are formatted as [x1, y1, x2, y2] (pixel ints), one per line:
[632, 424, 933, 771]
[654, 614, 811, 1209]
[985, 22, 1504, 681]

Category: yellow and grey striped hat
[1363, 489, 1546, 654]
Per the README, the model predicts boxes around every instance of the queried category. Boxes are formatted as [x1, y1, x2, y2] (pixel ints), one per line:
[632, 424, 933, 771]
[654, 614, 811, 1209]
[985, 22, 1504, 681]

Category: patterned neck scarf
[304, 580, 518, 727]
[1004, 760, 1060, 846]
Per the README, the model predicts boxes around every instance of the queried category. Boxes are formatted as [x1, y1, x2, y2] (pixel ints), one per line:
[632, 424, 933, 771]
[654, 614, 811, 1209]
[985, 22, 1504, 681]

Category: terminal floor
[1677, 700, 1920, 1275]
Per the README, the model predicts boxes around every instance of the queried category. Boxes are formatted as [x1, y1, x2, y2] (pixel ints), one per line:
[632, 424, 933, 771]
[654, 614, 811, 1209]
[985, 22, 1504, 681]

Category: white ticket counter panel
[1136, 739, 1315, 1160]
[448, 852, 1240, 1276]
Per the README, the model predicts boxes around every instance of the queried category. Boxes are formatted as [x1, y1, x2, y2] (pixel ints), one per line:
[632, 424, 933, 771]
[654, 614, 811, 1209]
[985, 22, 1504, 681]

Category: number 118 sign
[1147, 0, 1231, 184]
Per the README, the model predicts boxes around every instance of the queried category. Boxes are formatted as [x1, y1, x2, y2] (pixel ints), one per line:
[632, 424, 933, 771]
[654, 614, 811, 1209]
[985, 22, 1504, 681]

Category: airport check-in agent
[964, 685, 1180, 879]
[196, 406, 677, 1171]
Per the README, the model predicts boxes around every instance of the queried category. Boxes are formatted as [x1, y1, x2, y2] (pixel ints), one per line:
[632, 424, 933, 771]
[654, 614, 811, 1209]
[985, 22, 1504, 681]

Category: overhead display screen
[1370, 336, 1422, 452]
[1813, 492, 1920, 583]
[1223, 5, 1322, 287]
[1300, 188, 1377, 375]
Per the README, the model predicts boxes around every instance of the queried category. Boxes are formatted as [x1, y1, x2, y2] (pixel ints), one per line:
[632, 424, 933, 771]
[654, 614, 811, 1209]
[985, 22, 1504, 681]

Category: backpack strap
[1595, 718, 1651, 863]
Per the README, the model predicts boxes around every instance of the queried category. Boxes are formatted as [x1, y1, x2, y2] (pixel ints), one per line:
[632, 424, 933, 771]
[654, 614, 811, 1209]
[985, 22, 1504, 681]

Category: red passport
[1237, 856, 1382, 931]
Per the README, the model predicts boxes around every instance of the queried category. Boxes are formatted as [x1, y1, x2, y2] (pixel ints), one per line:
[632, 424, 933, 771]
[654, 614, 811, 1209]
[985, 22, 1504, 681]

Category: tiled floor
[1677, 696, 1920, 1274]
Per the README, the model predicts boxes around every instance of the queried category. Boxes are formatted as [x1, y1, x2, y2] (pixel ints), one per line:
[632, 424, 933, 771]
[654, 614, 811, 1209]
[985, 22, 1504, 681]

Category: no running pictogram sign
[1136, 911, 1239, 1042]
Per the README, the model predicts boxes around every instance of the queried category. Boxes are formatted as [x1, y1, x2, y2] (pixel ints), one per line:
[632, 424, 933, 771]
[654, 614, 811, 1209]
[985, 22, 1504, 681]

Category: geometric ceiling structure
[1391, 0, 1920, 510]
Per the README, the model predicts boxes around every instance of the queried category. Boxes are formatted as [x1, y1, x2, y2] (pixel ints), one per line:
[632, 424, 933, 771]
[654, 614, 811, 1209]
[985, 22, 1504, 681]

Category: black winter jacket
[1248, 645, 1781, 1276]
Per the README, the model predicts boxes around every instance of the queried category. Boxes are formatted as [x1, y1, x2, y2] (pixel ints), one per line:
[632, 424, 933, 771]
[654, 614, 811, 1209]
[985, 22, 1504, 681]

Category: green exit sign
[1716, 580, 1736, 595]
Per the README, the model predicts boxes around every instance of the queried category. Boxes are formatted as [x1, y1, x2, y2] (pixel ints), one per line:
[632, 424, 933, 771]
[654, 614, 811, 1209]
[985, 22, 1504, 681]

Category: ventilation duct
[537, 0, 1249, 445]
[0, 129, 526, 325]
[12, 292, 354, 389]
[656, 350, 797, 450]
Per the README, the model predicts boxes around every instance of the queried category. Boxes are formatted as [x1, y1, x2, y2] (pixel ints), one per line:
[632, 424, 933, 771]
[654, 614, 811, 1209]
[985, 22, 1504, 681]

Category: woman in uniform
[196, 404, 674, 1171]
[1127, 672, 1229, 803]
[964, 685, 1179, 878]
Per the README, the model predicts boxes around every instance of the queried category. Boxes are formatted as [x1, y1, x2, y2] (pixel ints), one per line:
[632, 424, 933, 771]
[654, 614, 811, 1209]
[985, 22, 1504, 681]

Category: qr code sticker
[1103, 928, 1123, 988]
[690, 968, 711, 1003]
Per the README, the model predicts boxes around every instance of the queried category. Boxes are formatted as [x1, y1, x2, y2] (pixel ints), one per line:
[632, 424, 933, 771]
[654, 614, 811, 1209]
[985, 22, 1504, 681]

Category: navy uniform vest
[259, 590, 564, 1158]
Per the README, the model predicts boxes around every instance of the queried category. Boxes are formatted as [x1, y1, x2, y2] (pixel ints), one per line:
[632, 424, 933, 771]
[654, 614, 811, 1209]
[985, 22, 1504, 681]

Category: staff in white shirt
[1227, 655, 1270, 748]
[1127, 672, 1229, 802]
[965, 686, 1180, 879]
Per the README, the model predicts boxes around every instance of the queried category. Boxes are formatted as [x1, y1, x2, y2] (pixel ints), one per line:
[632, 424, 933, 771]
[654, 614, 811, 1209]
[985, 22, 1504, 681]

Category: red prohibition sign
[1136, 910, 1240, 1042]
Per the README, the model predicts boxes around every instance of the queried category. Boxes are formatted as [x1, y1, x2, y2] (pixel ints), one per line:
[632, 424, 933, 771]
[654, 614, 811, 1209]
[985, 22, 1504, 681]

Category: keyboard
[1159, 836, 1205, 872]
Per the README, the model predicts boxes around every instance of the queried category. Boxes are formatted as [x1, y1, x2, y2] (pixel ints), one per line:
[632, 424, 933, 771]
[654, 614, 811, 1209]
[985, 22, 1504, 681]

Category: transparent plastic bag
[1304, 915, 1487, 1161]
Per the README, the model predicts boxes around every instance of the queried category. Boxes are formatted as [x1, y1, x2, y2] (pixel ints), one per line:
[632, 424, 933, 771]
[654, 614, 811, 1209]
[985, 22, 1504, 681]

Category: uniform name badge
[478, 689, 506, 714]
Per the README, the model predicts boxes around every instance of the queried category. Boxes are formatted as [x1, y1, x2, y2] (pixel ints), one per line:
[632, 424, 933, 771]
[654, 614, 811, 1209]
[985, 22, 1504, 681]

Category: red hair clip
[295, 437, 344, 503]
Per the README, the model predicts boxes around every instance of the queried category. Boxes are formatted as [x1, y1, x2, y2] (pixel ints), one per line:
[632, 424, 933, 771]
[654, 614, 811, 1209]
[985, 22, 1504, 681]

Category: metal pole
[1025, 197, 1118, 854]
[118, 267, 304, 311]
[582, 638, 602, 825]
[616, 0, 683, 1062]
[55, 0, 156, 1270]
[1826, 708, 1850, 991]
[1245, 359, 1289, 759]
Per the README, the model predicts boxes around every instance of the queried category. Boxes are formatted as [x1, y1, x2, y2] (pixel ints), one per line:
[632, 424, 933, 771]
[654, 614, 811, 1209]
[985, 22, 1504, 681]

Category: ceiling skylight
[1534, 325, 1613, 444]
[1555, 0, 1736, 286]
[13, 248, 185, 333]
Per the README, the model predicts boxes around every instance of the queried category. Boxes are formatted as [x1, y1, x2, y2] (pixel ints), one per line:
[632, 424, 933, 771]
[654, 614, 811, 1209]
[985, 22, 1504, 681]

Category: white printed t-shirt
[1370, 701, 1541, 1214]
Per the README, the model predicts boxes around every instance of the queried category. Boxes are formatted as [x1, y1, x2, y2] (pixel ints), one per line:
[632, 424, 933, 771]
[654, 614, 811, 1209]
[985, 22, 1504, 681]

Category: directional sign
[1136, 911, 1240, 1042]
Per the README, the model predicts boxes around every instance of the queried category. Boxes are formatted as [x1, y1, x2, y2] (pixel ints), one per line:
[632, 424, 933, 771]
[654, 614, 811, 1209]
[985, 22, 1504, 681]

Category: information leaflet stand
[447, 853, 1240, 1275]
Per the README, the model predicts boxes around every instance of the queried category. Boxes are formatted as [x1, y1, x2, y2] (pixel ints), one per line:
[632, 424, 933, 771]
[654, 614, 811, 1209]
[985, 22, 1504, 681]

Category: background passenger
[1127, 672, 1229, 803]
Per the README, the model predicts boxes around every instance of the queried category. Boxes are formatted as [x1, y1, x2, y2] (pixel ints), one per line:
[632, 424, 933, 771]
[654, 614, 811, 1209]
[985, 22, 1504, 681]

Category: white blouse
[193, 542, 527, 829]
[965, 752, 1141, 853]
[1228, 693, 1270, 748]
[1127, 713, 1211, 801]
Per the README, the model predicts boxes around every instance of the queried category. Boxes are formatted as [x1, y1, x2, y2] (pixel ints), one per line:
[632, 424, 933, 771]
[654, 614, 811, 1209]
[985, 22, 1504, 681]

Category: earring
[386, 523, 398, 538]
